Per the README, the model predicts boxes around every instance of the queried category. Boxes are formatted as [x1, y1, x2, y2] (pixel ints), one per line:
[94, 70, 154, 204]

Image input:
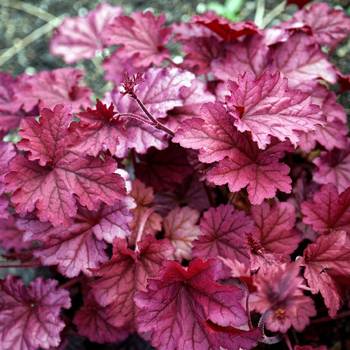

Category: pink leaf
[18, 104, 72, 166]
[172, 21, 214, 41]
[0, 141, 15, 194]
[226, 71, 322, 149]
[297, 85, 348, 151]
[0, 195, 8, 219]
[180, 35, 223, 74]
[268, 32, 336, 87]
[192, 205, 252, 265]
[172, 18, 225, 75]
[292, 3, 350, 48]
[313, 146, 350, 193]
[74, 292, 129, 344]
[212, 34, 268, 81]
[135, 258, 248, 350]
[106, 67, 194, 156]
[106, 11, 171, 67]
[129, 179, 162, 243]
[103, 48, 143, 86]
[300, 231, 350, 316]
[92, 197, 136, 243]
[174, 102, 292, 204]
[5, 105, 126, 226]
[0, 276, 71, 350]
[103, 110, 169, 157]
[250, 263, 316, 333]
[205, 321, 261, 350]
[248, 202, 301, 269]
[50, 3, 122, 63]
[15, 68, 91, 112]
[167, 78, 215, 127]
[163, 206, 200, 260]
[29, 199, 134, 277]
[0, 216, 30, 251]
[0, 72, 25, 132]
[71, 100, 128, 157]
[131, 67, 195, 119]
[91, 236, 174, 329]
[0, 72, 21, 113]
[301, 184, 350, 234]
[34, 227, 108, 278]
[207, 141, 292, 205]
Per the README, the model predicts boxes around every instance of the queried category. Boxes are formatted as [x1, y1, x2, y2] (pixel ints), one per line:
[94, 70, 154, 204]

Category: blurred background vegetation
[1, 0, 350, 105]
[1, 0, 350, 76]
[1, 1, 350, 348]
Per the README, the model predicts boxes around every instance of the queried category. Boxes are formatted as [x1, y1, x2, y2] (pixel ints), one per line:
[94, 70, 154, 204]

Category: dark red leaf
[74, 292, 129, 344]
[193, 12, 259, 42]
[50, 3, 123, 63]
[192, 205, 252, 265]
[91, 236, 174, 329]
[106, 11, 171, 67]
[301, 184, 350, 234]
[5, 105, 126, 226]
[135, 259, 248, 350]
[300, 231, 350, 316]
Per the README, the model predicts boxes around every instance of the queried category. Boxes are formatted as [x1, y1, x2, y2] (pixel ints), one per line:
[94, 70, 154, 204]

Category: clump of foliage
[1, 1, 350, 349]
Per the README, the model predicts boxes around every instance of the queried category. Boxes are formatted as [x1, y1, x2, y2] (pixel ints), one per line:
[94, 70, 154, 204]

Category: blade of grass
[262, 0, 287, 28]
[1, 0, 56, 22]
[254, 0, 265, 28]
[0, 16, 62, 67]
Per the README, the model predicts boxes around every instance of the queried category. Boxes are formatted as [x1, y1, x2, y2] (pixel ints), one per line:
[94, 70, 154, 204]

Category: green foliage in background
[0, 0, 350, 108]
[207, 0, 245, 20]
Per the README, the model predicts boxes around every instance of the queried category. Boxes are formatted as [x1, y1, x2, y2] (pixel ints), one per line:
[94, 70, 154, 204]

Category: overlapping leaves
[1, 2, 350, 350]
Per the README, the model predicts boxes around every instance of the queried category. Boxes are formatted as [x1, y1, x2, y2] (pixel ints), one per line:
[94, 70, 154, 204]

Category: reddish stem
[299, 284, 312, 292]
[258, 311, 282, 345]
[284, 334, 293, 350]
[130, 93, 175, 137]
[2, 251, 33, 260]
[135, 207, 154, 251]
[311, 310, 350, 324]
[60, 276, 85, 289]
[117, 112, 152, 125]
[0, 261, 40, 268]
[240, 279, 253, 330]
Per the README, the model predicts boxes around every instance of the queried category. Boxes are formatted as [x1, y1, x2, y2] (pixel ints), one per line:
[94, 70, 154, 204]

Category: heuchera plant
[1, 1, 350, 349]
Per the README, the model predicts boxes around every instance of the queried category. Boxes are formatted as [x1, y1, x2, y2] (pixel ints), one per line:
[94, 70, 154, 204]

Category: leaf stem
[61, 276, 85, 289]
[130, 93, 175, 137]
[1, 0, 56, 22]
[254, 0, 265, 28]
[135, 207, 154, 252]
[299, 284, 312, 292]
[311, 310, 350, 324]
[284, 334, 293, 350]
[117, 112, 152, 125]
[0, 262, 40, 268]
[258, 311, 282, 344]
[262, 1, 287, 28]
